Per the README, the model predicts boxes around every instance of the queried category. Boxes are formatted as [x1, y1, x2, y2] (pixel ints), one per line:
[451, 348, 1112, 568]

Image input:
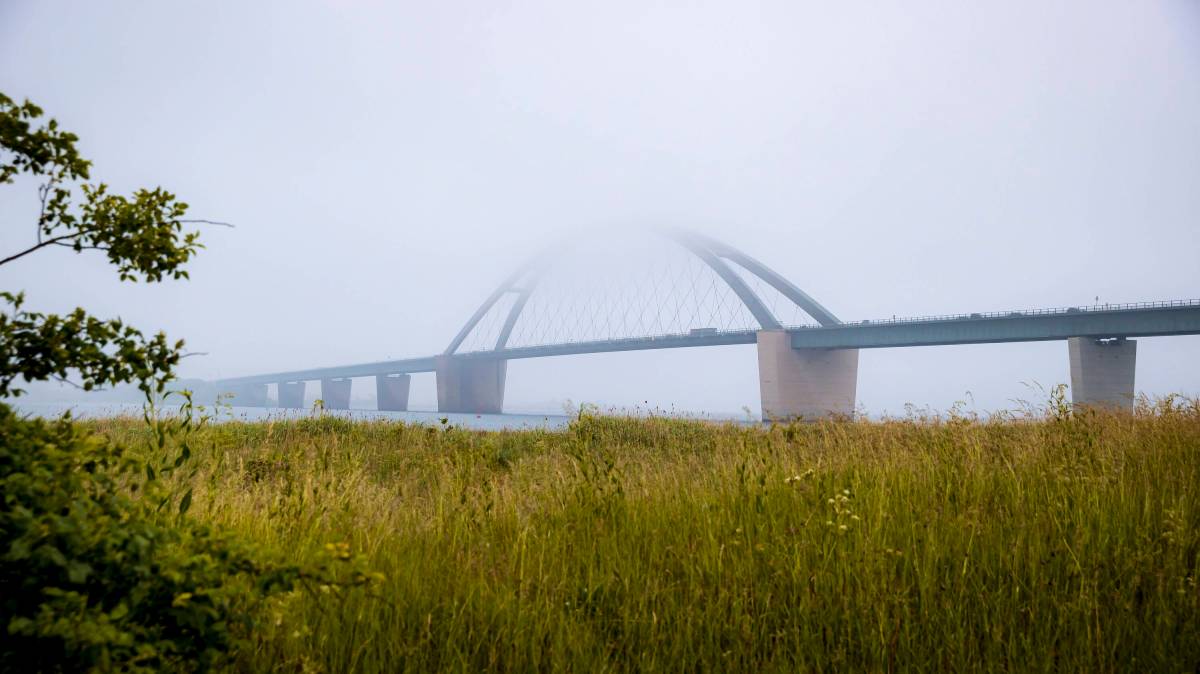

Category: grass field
[90, 395, 1200, 672]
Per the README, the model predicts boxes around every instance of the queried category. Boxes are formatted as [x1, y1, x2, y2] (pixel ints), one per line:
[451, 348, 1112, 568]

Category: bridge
[215, 231, 1200, 419]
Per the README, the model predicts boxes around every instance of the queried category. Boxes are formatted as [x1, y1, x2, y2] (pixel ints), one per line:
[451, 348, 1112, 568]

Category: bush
[0, 404, 312, 673]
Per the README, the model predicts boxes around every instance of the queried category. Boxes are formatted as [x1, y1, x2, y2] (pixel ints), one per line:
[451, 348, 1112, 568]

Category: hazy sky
[2, 0, 1198, 415]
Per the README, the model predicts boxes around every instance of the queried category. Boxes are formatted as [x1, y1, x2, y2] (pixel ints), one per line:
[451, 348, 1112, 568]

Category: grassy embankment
[89, 397, 1200, 672]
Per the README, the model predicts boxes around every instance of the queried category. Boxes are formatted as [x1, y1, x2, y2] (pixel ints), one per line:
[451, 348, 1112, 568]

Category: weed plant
[87, 395, 1200, 672]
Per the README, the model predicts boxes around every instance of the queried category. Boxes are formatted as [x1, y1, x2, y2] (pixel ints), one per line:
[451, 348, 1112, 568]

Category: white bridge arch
[444, 230, 842, 356]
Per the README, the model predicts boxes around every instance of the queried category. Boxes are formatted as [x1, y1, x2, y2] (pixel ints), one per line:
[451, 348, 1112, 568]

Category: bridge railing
[455, 327, 766, 356]
[818, 298, 1200, 330]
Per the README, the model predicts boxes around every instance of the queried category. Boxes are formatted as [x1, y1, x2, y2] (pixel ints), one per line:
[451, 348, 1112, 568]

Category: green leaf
[66, 560, 92, 584]
[109, 602, 129, 621]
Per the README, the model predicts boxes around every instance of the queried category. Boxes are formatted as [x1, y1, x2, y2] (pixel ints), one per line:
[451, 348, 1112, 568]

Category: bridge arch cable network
[443, 229, 843, 356]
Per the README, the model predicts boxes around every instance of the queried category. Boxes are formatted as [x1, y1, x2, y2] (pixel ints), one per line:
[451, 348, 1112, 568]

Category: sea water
[12, 401, 571, 430]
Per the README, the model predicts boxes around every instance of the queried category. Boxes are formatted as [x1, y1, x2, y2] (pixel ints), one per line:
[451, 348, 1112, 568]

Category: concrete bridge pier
[320, 378, 353, 410]
[278, 381, 306, 409]
[757, 330, 858, 421]
[227, 383, 268, 408]
[376, 374, 411, 411]
[436, 356, 506, 414]
[1068, 337, 1136, 410]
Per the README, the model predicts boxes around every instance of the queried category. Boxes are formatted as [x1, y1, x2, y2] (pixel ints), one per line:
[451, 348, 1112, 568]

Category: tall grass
[89, 398, 1200, 672]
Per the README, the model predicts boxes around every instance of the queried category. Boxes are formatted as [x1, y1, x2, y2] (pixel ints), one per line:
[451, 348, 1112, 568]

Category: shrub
[0, 404, 329, 673]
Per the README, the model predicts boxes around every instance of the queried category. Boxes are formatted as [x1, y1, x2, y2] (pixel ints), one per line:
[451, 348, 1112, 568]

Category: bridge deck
[789, 300, 1200, 349]
[215, 300, 1200, 387]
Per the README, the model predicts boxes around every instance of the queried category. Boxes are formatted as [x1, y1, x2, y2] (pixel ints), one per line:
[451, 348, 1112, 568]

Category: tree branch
[37, 183, 48, 244]
[52, 374, 99, 392]
[178, 219, 234, 228]
[0, 233, 80, 267]
[35, 177, 61, 244]
[50, 241, 108, 252]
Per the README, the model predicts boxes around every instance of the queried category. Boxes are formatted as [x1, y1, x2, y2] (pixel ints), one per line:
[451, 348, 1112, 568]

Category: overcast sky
[2, 0, 1198, 416]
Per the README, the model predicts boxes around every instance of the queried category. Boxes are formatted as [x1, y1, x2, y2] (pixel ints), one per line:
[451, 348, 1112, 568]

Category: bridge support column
[376, 374, 411, 411]
[226, 383, 268, 408]
[1068, 337, 1136, 410]
[278, 381, 306, 409]
[757, 330, 858, 421]
[436, 356, 506, 414]
[320, 378, 352, 410]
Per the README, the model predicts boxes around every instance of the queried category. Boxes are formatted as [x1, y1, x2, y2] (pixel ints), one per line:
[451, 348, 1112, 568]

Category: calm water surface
[14, 401, 571, 431]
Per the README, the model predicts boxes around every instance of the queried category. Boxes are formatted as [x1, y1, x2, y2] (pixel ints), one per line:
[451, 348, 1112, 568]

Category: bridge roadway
[215, 300, 1200, 388]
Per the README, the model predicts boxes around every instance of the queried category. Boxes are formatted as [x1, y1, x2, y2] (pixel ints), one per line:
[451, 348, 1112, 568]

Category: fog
[2, 0, 1198, 416]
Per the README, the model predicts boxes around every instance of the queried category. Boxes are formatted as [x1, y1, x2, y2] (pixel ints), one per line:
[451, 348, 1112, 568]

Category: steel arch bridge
[216, 230, 1200, 419]
[445, 229, 841, 356]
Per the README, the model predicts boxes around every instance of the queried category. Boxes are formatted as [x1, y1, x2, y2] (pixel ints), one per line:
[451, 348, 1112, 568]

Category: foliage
[0, 94, 89, 185]
[0, 402, 375, 673]
[0, 292, 183, 397]
[0, 91, 199, 396]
